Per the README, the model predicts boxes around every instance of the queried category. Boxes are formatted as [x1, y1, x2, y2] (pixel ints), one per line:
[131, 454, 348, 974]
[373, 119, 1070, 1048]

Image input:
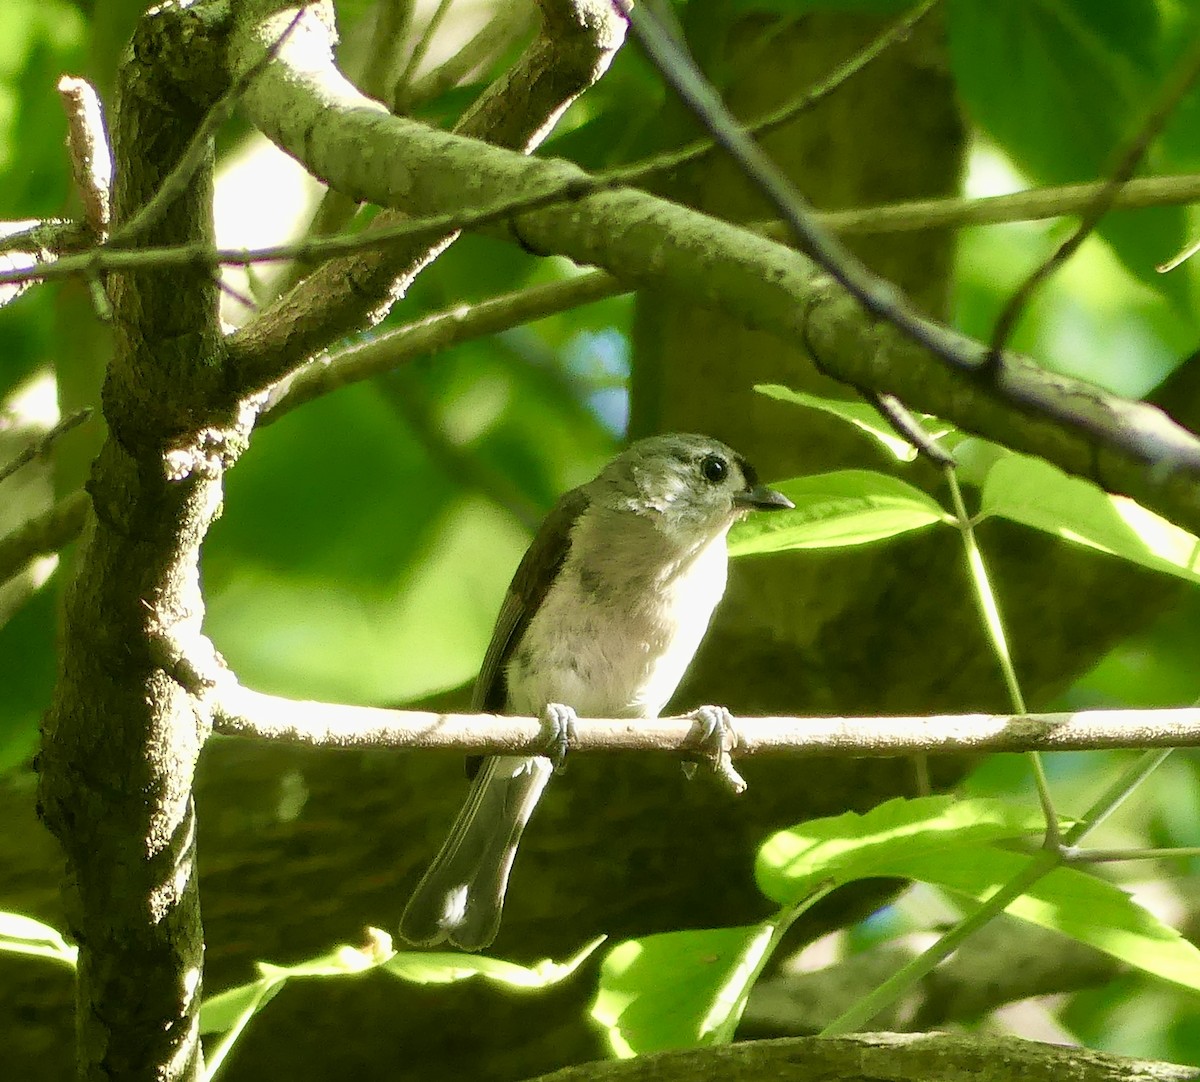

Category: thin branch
[391, 0, 454, 109]
[989, 35, 1200, 358]
[359, 0, 415, 102]
[609, 0, 939, 188]
[0, 409, 93, 487]
[1063, 845, 1200, 864]
[10, 170, 1200, 291]
[0, 217, 92, 258]
[0, 491, 89, 588]
[401, 3, 536, 113]
[265, 270, 621, 419]
[210, 680, 1200, 756]
[0, 174, 602, 289]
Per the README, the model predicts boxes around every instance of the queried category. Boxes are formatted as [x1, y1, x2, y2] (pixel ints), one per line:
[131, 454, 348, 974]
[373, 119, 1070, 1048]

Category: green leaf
[591, 923, 777, 1057]
[201, 931, 603, 1079]
[382, 935, 605, 988]
[755, 797, 1200, 996]
[980, 454, 1200, 585]
[0, 911, 77, 966]
[754, 384, 953, 462]
[756, 796, 1051, 905]
[895, 847, 1200, 994]
[728, 471, 949, 556]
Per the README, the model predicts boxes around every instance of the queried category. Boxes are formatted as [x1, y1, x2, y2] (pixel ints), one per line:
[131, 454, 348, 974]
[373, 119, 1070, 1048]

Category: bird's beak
[734, 484, 794, 511]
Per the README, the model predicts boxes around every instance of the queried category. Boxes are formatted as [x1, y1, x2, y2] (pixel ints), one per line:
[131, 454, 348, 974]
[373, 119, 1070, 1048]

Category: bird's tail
[399, 754, 553, 952]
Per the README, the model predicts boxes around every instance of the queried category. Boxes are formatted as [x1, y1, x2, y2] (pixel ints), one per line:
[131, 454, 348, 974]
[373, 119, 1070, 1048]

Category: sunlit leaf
[896, 848, 1200, 994]
[591, 923, 776, 1057]
[200, 930, 602, 1079]
[980, 454, 1200, 585]
[754, 384, 952, 462]
[383, 935, 605, 988]
[728, 471, 949, 556]
[756, 796, 1052, 905]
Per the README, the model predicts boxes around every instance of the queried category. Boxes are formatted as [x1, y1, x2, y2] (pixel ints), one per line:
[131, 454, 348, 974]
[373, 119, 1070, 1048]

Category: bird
[399, 432, 793, 951]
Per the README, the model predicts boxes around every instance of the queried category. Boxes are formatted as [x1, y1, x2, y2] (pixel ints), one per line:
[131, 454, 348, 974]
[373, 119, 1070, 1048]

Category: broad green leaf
[201, 978, 284, 1080]
[754, 384, 952, 462]
[0, 911, 76, 966]
[591, 923, 776, 1057]
[201, 930, 603, 1079]
[728, 471, 949, 557]
[895, 847, 1200, 994]
[980, 455, 1200, 585]
[756, 796, 1051, 905]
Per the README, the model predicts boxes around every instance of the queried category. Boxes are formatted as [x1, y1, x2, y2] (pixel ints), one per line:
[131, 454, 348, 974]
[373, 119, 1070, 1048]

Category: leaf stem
[943, 466, 1058, 840]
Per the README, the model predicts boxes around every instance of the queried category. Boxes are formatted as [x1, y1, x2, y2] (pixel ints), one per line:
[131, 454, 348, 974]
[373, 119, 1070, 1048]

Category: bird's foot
[683, 705, 747, 794]
[541, 702, 577, 774]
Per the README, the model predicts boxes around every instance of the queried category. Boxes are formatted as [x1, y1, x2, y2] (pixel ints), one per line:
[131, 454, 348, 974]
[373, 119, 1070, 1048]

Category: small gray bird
[399, 433, 793, 951]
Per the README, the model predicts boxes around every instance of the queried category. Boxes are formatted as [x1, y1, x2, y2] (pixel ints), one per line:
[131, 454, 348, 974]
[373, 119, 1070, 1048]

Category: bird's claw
[683, 705, 746, 794]
[541, 702, 577, 774]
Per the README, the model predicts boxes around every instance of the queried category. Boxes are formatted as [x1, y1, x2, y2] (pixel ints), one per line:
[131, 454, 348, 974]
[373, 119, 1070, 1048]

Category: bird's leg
[540, 702, 577, 774]
[683, 705, 747, 794]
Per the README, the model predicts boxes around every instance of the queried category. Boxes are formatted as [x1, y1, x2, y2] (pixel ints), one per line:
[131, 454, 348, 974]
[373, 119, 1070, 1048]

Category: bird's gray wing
[471, 483, 591, 714]
[399, 485, 591, 951]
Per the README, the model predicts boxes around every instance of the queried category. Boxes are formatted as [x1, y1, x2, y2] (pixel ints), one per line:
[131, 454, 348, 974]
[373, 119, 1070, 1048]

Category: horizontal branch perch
[212, 682, 1200, 757]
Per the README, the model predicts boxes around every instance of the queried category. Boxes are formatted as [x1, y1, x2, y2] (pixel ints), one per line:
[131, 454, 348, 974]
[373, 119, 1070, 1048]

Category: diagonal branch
[225, 2, 1200, 535]
[226, 0, 625, 391]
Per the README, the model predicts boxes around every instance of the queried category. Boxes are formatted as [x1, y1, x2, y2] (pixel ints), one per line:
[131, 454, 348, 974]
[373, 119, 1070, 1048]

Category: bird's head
[595, 433, 793, 545]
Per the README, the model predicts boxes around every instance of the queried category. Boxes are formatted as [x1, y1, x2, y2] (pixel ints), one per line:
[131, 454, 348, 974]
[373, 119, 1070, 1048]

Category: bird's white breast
[505, 525, 730, 720]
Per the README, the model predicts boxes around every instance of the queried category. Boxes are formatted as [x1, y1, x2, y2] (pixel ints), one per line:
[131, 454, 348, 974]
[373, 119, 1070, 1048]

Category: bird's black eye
[700, 454, 728, 484]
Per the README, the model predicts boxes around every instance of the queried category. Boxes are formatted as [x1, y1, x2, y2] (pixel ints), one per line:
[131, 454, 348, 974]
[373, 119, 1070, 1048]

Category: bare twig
[870, 392, 955, 467]
[402, 3, 536, 112]
[211, 678, 1200, 756]
[989, 36, 1200, 358]
[817, 172, 1200, 235]
[1062, 845, 1200, 864]
[0, 409, 93, 487]
[0, 217, 92, 259]
[360, 0, 415, 102]
[57, 77, 112, 238]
